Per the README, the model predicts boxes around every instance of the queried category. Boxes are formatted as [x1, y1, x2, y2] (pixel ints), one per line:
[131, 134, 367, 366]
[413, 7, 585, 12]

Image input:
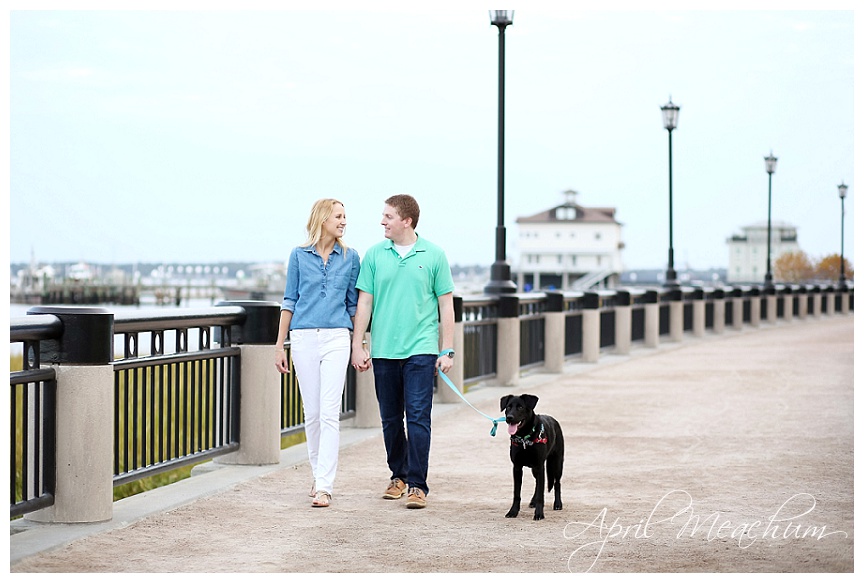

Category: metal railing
[9, 314, 60, 517]
[516, 294, 546, 368]
[461, 296, 499, 383]
[563, 294, 584, 357]
[9, 283, 853, 518]
[112, 308, 245, 485]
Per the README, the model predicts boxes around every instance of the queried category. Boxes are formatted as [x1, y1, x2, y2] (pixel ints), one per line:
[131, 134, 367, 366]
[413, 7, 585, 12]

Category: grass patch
[11, 351, 309, 506]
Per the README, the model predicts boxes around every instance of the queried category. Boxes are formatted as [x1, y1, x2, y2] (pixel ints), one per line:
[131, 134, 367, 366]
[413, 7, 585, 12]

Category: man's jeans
[372, 355, 437, 495]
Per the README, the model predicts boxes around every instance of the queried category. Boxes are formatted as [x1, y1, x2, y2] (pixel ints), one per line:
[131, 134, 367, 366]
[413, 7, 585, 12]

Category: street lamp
[838, 181, 848, 289]
[660, 97, 680, 288]
[763, 151, 778, 289]
[484, 10, 518, 295]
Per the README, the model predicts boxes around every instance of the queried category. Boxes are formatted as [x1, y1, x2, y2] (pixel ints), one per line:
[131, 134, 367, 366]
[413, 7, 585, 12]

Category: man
[351, 194, 455, 509]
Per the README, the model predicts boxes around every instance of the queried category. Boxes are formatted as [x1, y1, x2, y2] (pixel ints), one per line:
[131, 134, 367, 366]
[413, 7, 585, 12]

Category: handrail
[113, 306, 245, 333]
[9, 315, 62, 342]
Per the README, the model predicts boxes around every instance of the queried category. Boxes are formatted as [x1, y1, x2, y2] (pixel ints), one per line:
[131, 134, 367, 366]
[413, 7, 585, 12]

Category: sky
[5, 0, 860, 272]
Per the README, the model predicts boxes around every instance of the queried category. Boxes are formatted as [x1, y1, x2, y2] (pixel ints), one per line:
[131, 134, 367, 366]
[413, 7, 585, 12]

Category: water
[9, 297, 220, 319]
[9, 298, 224, 358]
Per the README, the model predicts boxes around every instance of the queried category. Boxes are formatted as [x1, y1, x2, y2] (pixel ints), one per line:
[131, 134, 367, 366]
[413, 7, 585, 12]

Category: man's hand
[351, 344, 371, 372]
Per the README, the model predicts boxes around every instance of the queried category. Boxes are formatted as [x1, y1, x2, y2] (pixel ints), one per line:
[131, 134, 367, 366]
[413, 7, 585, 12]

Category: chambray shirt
[281, 244, 360, 330]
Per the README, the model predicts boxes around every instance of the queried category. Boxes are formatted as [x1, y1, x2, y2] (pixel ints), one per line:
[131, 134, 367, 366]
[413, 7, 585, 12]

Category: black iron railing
[9, 314, 60, 517]
[9, 284, 853, 519]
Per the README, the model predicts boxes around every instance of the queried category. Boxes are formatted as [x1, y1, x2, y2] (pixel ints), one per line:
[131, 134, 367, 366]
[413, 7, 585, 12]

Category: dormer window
[555, 206, 577, 220]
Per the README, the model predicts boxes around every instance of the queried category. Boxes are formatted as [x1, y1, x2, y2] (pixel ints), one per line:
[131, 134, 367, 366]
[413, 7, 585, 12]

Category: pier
[9, 285, 854, 572]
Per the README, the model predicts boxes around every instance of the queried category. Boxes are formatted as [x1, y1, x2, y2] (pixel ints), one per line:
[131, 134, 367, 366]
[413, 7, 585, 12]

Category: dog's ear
[520, 394, 539, 411]
[500, 395, 514, 411]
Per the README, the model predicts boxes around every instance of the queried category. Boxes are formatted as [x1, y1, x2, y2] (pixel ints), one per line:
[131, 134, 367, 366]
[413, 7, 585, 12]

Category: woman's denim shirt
[281, 244, 360, 330]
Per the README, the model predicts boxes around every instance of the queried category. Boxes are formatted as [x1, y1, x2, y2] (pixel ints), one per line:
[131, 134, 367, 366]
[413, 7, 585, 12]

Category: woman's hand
[275, 348, 290, 374]
[351, 345, 371, 372]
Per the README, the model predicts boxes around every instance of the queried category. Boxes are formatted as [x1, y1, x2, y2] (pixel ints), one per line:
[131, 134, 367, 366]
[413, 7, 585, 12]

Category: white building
[726, 221, 800, 283]
[513, 190, 623, 291]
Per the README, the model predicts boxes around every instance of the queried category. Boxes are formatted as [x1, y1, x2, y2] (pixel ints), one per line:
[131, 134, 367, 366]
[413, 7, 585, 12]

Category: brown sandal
[312, 491, 331, 507]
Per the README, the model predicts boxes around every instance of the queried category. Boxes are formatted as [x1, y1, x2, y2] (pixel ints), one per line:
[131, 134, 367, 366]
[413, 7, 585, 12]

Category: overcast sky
[6, 0, 859, 271]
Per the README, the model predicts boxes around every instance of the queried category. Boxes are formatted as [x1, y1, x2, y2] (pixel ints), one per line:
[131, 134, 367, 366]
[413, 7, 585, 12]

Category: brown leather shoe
[383, 478, 407, 499]
[405, 487, 427, 509]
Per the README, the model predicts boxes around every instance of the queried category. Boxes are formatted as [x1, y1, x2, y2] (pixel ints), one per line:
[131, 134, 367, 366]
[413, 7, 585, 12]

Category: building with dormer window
[513, 190, 623, 291]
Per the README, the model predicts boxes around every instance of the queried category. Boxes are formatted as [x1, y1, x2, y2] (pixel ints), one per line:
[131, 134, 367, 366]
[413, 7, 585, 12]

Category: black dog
[500, 394, 564, 520]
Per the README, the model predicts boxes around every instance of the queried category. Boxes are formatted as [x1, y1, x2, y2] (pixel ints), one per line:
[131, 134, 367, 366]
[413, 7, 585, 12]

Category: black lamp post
[484, 10, 518, 295]
[838, 181, 848, 289]
[660, 98, 680, 288]
[763, 151, 778, 289]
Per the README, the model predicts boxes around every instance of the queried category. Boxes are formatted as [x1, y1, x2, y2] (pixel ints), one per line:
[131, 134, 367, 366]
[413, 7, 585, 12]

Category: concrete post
[496, 295, 521, 386]
[352, 331, 381, 428]
[644, 291, 660, 348]
[691, 289, 706, 338]
[581, 292, 600, 363]
[437, 296, 466, 403]
[731, 289, 744, 330]
[666, 289, 684, 342]
[712, 290, 726, 334]
[839, 289, 850, 314]
[614, 290, 632, 355]
[799, 289, 810, 320]
[764, 290, 777, 325]
[215, 301, 281, 466]
[783, 290, 794, 322]
[26, 307, 114, 524]
[543, 292, 565, 373]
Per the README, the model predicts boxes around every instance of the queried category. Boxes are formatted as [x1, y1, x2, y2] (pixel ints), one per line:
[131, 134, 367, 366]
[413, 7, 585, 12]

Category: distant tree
[774, 251, 814, 283]
[814, 254, 854, 282]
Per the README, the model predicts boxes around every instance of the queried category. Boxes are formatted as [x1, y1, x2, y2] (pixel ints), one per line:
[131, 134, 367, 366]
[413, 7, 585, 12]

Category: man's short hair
[385, 194, 420, 229]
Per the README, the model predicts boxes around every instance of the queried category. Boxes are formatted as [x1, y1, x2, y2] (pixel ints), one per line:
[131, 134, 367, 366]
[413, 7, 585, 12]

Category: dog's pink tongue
[507, 423, 519, 435]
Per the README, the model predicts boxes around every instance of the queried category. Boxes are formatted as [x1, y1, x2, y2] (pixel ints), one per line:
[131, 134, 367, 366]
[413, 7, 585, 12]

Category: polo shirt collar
[384, 234, 426, 253]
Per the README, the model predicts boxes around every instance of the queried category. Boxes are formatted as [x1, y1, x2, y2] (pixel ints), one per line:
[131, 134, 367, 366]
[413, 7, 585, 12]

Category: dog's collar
[511, 422, 547, 449]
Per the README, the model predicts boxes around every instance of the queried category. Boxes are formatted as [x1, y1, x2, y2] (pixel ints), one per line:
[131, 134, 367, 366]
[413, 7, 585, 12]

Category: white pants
[289, 327, 350, 494]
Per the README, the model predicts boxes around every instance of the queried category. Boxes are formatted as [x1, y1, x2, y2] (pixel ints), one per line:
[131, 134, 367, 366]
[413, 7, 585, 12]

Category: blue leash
[438, 370, 506, 437]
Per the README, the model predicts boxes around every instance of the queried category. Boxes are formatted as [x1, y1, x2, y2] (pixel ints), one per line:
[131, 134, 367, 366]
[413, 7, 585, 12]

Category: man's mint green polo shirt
[356, 234, 455, 359]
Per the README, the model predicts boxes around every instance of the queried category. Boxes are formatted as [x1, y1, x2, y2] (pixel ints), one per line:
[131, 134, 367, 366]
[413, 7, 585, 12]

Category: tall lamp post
[484, 10, 518, 295]
[838, 181, 848, 289]
[763, 151, 778, 289]
[660, 98, 680, 288]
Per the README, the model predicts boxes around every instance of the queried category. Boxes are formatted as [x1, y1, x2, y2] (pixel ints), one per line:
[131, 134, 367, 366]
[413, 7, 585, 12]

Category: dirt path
[11, 317, 854, 572]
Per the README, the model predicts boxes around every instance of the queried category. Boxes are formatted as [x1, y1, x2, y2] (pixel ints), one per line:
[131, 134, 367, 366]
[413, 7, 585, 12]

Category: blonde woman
[275, 198, 360, 508]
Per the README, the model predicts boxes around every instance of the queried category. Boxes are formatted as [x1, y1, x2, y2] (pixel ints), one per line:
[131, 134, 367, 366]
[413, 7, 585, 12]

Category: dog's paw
[554, 501, 563, 511]
[505, 507, 520, 518]
[533, 504, 545, 520]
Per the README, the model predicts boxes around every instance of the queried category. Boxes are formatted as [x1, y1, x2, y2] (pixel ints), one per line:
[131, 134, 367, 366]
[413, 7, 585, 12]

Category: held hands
[351, 344, 371, 372]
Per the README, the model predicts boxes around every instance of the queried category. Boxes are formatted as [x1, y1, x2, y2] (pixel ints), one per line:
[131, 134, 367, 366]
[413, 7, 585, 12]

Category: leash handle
[438, 370, 506, 436]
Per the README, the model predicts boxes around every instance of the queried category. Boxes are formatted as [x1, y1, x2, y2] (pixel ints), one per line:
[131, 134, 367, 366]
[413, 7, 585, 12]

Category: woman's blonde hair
[303, 198, 348, 252]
